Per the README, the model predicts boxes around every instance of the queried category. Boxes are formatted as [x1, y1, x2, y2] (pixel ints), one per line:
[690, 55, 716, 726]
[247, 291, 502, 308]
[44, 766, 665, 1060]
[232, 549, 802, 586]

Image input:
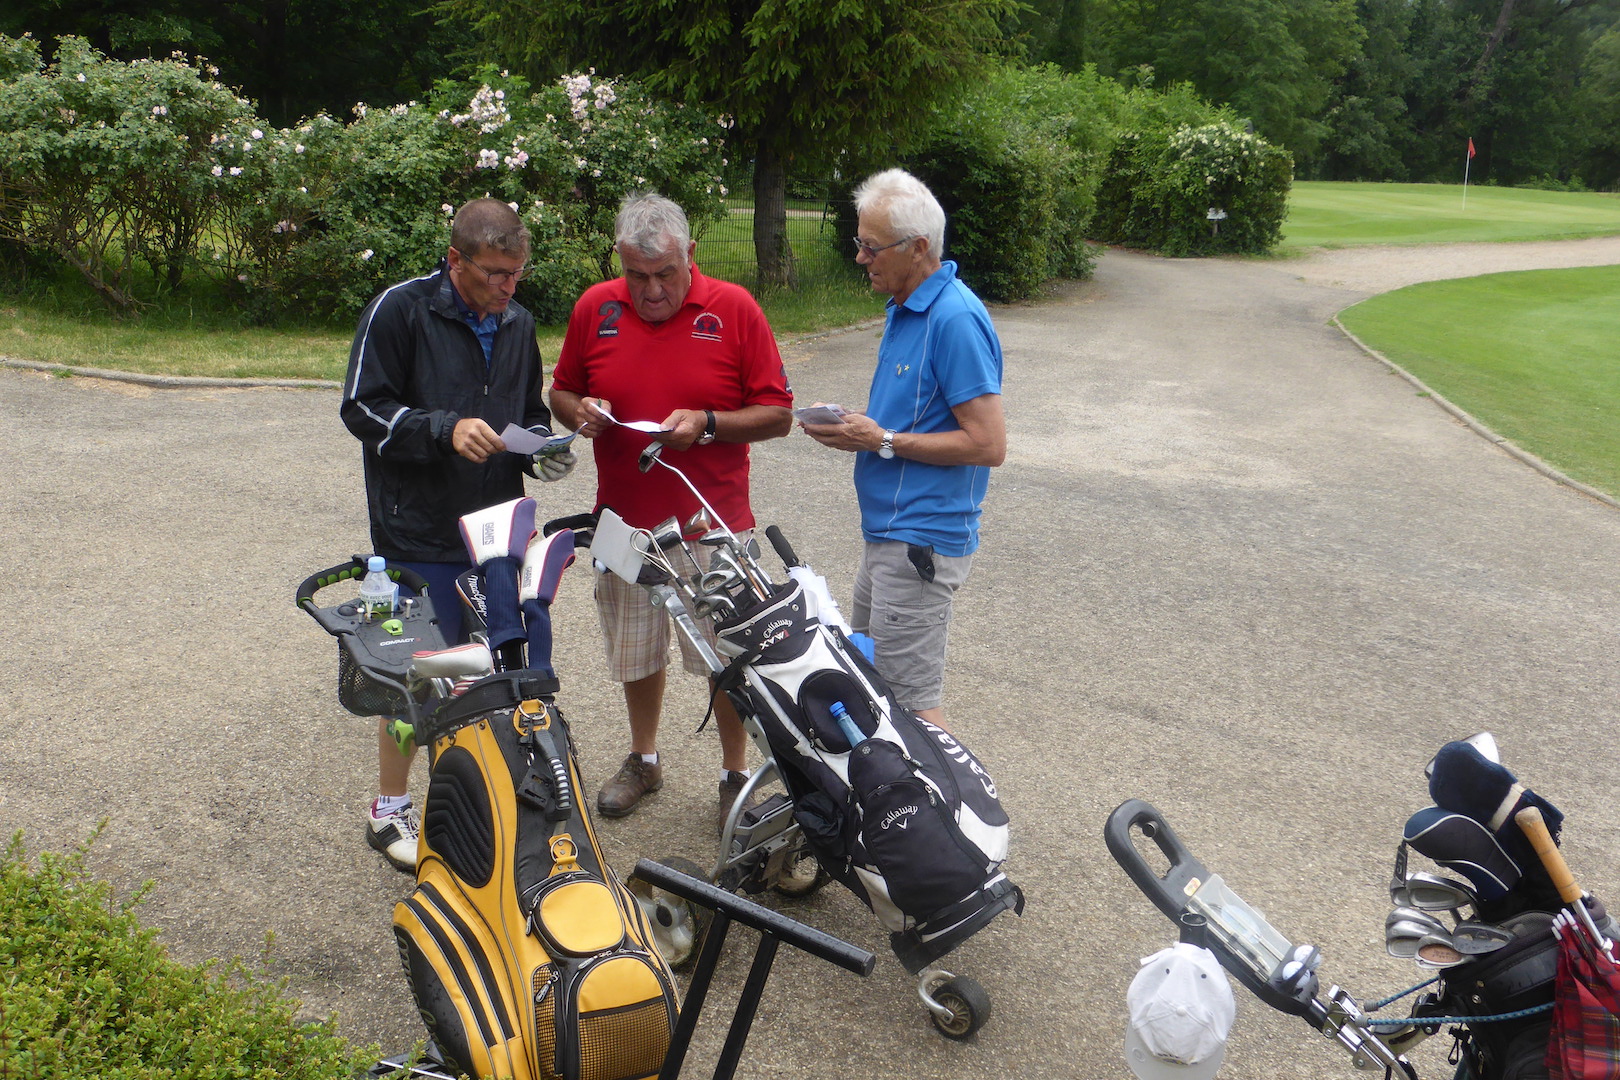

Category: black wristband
[698, 409, 717, 444]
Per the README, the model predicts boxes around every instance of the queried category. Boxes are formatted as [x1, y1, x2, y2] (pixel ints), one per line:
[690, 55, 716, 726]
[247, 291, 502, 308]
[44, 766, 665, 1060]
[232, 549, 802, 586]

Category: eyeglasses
[851, 235, 915, 258]
[454, 248, 529, 286]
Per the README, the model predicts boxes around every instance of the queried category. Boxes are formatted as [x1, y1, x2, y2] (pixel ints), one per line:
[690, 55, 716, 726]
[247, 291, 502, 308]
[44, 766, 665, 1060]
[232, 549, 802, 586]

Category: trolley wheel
[771, 837, 831, 898]
[630, 856, 711, 971]
[930, 976, 991, 1040]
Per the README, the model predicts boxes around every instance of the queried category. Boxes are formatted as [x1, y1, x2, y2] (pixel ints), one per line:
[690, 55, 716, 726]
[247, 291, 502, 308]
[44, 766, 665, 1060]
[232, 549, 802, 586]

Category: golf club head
[1392, 871, 1479, 912]
[1414, 935, 1469, 969]
[1386, 907, 1450, 958]
[638, 442, 664, 473]
[649, 516, 685, 551]
[1450, 921, 1513, 955]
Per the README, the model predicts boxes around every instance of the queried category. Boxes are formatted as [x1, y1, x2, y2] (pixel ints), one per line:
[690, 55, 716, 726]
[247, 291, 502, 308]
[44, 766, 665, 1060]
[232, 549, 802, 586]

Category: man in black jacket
[341, 197, 574, 871]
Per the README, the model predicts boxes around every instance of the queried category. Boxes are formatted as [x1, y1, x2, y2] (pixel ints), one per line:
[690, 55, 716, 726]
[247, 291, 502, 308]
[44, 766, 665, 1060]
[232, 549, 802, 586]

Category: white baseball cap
[1124, 942, 1237, 1080]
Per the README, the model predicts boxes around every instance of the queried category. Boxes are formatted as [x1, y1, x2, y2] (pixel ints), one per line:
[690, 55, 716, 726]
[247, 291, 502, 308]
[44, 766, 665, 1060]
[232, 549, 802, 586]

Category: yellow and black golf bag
[392, 502, 679, 1080]
[394, 670, 678, 1080]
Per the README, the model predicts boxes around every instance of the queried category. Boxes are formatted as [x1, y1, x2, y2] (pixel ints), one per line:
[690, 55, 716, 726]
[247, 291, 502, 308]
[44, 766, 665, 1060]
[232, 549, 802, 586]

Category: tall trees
[438, 0, 1017, 286]
[1090, 0, 1363, 159]
[0, 0, 469, 126]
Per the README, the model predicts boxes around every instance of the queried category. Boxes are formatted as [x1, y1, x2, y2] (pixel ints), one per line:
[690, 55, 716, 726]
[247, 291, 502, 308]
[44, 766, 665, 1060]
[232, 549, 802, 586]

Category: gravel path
[1272, 235, 1620, 295]
[3, 236, 1618, 1080]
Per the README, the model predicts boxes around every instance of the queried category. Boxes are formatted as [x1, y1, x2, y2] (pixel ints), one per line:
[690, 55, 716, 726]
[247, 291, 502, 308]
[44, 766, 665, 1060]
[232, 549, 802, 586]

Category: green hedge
[0, 831, 383, 1079]
[903, 64, 1120, 302]
[0, 38, 729, 322]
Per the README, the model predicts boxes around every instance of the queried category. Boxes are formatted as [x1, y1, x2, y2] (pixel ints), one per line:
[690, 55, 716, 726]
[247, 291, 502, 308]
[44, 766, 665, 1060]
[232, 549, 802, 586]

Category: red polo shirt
[553, 266, 792, 532]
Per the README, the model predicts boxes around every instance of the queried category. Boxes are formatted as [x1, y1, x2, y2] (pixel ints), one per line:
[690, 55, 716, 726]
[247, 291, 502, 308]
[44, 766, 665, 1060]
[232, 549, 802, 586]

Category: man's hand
[452, 417, 505, 463]
[533, 449, 577, 482]
[651, 408, 708, 450]
[575, 398, 613, 439]
[802, 411, 881, 454]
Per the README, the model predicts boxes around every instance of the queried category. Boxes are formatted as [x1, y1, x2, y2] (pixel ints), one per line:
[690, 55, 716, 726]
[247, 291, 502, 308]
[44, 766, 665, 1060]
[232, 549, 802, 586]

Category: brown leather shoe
[597, 754, 663, 818]
[717, 770, 765, 838]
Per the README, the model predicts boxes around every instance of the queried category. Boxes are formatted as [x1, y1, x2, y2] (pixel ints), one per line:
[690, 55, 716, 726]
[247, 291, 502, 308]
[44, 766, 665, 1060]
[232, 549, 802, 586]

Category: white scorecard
[590, 508, 652, 584]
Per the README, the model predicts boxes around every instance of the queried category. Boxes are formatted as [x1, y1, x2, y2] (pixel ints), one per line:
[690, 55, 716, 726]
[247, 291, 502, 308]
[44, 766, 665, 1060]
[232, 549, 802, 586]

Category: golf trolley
[574, 442, 1022, 1040]
[1107, 734, 1617, 1080]
[296, 544, 879, 1080]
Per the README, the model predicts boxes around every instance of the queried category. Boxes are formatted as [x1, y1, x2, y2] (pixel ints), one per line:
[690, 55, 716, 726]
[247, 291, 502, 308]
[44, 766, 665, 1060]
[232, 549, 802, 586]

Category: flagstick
[1462, 153, 1471, 210]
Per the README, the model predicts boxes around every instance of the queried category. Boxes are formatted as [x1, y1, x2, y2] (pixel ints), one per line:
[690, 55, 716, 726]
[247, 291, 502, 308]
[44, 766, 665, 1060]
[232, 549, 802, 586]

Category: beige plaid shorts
[591, 534, 747, 683]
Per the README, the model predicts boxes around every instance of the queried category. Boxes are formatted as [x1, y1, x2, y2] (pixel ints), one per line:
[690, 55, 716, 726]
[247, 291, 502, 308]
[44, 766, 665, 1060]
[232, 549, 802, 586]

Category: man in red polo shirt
[550, 191, 793, 829]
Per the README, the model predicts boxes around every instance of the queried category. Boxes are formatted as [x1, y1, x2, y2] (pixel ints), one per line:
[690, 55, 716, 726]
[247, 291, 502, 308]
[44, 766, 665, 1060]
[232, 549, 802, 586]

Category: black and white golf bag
[713, 576, 1023, 972]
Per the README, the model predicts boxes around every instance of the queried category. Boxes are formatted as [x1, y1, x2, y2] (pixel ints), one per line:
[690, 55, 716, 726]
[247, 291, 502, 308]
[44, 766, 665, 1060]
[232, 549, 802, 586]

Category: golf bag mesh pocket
[530, 965, 559, 1080]
[542, 953, 673, 1080]
[578, 985, 673, 1080]
[848, 739, 992, 926]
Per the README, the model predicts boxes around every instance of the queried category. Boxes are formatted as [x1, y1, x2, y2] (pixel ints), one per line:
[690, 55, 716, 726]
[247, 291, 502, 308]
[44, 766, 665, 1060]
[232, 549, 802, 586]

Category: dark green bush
[0, 831, 381, 1079]
[902, 63, 1121, 302]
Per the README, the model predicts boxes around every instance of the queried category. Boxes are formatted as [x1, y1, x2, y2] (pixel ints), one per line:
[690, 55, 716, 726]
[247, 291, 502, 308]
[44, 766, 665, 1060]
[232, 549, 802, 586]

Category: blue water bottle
[829, 701, 865, 750]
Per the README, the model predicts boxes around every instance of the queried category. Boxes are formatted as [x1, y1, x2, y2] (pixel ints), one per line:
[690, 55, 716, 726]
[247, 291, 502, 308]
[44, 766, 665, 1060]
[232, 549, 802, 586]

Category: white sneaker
[367, 801, 420, 873]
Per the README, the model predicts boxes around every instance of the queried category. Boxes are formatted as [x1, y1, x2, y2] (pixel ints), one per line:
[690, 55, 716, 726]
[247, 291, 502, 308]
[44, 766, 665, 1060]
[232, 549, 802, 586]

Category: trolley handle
[630, 859, 874, 976]
[1104, 799, 1210, 923]
[295, 555, 432, 611]
[764, 525, 802, 569]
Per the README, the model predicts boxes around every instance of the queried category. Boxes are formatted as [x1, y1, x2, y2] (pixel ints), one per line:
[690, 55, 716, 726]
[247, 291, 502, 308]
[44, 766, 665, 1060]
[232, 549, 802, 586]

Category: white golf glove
[533, 449, 577, 483]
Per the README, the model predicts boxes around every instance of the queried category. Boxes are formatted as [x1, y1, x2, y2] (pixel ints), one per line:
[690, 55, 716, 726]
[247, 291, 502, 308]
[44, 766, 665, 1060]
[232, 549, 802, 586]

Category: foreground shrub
[0, 831, 378, 1079]
[1093, 105, 1294, 256]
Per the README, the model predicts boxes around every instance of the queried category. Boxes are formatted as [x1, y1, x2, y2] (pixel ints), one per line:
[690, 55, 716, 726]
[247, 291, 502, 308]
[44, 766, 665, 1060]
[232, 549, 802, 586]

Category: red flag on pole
[1468, 138, 1477, 159]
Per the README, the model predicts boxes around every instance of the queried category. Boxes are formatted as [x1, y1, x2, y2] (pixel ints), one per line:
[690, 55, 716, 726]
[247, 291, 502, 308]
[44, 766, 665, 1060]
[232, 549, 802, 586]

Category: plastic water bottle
[829, 701, 865, 750]
[359, 556, 398, 617]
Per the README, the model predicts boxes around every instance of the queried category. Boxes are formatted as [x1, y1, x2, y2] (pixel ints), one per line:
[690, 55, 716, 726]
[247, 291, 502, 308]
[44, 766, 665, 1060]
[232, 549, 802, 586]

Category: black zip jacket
[341, 262, 552, 563]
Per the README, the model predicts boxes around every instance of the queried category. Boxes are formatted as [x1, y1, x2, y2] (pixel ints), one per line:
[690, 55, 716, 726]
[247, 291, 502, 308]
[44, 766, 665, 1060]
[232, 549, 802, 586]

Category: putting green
[1285, 182, 1620, 249]
[1339, 265, 1620, 498]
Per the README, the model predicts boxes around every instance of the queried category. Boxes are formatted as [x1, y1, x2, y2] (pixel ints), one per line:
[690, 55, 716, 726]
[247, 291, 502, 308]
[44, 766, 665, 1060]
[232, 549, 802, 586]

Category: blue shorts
[396, 559, 472, 646]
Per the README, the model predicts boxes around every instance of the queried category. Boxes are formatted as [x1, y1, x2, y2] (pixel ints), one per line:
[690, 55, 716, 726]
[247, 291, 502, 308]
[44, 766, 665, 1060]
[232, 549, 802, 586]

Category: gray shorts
[851, 540, 973, 712]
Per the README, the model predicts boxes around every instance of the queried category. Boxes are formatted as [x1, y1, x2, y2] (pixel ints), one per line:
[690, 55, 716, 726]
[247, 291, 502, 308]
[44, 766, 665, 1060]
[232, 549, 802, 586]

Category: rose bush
[0, 40, 730, 321]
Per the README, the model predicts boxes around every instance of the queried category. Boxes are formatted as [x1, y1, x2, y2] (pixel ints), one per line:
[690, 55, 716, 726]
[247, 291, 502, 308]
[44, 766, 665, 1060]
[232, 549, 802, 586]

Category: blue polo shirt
[854, 260, 1002, 557]
[449, 280, 500, 365]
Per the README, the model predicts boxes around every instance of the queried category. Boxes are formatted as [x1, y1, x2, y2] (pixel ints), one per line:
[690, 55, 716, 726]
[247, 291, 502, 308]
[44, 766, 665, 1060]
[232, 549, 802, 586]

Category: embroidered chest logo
[597, 300, 623, 337]
[692, 311, 724, 342]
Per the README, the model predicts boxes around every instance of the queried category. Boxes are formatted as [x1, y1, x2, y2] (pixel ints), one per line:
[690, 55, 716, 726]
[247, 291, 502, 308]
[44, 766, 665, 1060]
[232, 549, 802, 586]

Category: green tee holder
[385, 719, 416, 755]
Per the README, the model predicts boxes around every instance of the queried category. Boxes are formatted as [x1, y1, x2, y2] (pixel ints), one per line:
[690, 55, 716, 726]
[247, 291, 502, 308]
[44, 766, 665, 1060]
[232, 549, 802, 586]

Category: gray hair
[853, 168, 945, 257]
[615, 191, 690, 259]
[450, 197, 529, 258]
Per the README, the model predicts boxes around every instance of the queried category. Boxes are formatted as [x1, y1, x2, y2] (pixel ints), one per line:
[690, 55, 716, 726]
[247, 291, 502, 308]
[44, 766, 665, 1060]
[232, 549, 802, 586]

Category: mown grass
[1338, 265, 1620, 498]
[1282, 181, 1620, 250]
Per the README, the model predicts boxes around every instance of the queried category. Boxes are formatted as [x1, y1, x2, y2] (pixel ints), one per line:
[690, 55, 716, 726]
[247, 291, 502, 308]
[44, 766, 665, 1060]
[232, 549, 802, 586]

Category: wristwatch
[878, 429, 896, 459]
[697, 410, 717, 445]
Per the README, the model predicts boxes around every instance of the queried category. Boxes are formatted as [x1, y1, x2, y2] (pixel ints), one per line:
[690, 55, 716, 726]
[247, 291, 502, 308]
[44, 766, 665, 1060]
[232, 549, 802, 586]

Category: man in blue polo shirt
[802, 168, 1006, 729]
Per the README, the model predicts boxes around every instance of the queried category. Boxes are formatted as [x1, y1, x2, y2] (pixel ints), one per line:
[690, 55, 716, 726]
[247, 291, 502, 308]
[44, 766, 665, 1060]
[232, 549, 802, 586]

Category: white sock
[720, 767, 751, 781]
[639, 752, 659, 765]
[374, 794, 411, 818]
